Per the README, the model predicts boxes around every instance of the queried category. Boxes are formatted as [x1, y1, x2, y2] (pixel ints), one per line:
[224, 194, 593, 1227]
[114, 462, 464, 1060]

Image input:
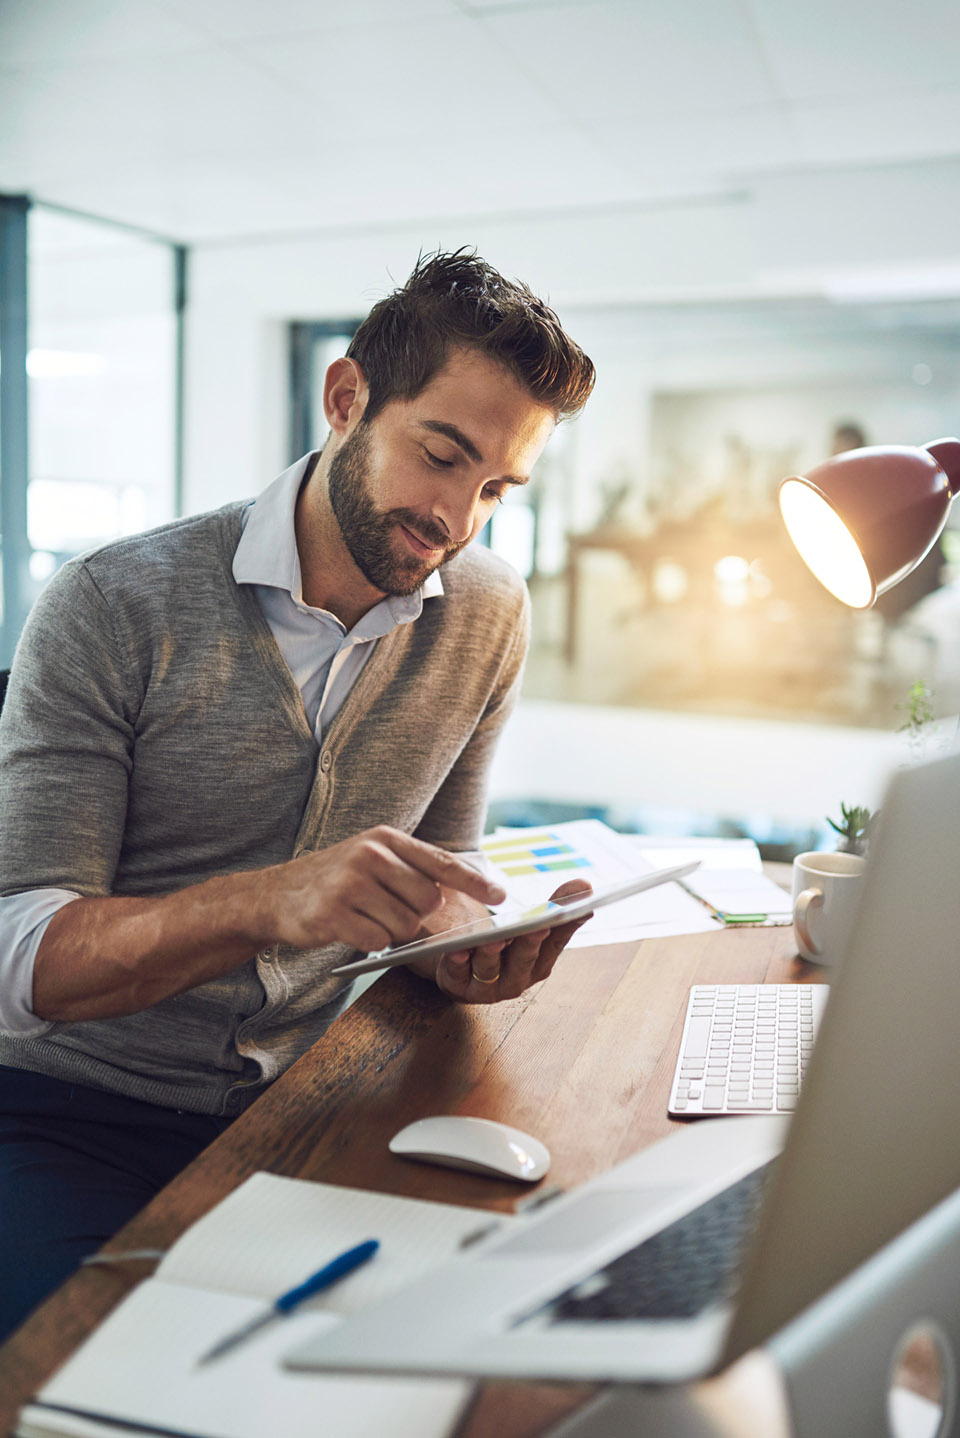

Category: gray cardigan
[0, 503, 529, 1115]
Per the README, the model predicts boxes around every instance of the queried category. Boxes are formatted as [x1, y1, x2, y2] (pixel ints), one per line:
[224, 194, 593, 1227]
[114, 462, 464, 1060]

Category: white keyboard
[668, 984, 829, 1117]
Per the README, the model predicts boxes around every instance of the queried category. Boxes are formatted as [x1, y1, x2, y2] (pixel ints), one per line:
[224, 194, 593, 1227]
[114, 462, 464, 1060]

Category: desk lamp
[778, 438, 960, 606]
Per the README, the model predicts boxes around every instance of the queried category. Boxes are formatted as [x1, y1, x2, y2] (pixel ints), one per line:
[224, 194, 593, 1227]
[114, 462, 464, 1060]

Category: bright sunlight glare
[779, 480, 873, 608]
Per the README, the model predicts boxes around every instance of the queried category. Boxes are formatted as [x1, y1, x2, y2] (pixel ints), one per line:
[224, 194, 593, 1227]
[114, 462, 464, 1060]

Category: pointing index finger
[397, 834, 506, 907]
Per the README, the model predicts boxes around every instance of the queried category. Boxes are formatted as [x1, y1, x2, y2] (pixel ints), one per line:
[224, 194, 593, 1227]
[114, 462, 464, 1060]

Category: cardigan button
[320, 750, 332, 773]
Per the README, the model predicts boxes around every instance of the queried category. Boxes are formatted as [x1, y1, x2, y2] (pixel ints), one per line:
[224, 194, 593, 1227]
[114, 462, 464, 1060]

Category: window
[289, 321, 360, 462]
[0, 197, 183, 665]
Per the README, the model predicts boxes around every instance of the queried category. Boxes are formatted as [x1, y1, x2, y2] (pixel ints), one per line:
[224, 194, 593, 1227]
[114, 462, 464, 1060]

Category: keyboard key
[548, 1161, 777, 1325]
[683, 1017, 712, 1057]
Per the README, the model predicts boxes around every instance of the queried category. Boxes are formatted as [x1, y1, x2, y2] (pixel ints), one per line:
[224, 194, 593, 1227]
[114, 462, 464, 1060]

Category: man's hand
[408, 878, 593, 1005]
[257, 826, 506, 954]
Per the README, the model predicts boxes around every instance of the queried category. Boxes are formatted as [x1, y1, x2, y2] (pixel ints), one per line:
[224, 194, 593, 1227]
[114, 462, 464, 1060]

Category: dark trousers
[0, 1065, 233, 1344]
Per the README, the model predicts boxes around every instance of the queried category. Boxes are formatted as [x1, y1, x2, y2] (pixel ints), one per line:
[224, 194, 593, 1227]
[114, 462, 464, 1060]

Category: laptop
[286, 746, 960, 1385]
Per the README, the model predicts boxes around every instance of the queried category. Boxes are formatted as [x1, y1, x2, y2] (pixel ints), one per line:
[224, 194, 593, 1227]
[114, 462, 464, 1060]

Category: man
[0, 250, 595, 1339]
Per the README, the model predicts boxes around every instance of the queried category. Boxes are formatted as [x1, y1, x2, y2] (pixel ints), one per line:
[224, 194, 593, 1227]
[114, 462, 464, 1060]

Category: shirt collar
[232, 453, 445, 616]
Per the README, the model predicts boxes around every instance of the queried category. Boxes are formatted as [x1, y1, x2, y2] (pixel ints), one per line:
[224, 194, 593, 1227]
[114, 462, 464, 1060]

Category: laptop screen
[724, 747, 960, 1360]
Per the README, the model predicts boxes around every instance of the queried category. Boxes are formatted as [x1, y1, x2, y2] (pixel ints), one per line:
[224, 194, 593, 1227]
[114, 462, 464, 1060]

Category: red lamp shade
[779, 438, 960, 608]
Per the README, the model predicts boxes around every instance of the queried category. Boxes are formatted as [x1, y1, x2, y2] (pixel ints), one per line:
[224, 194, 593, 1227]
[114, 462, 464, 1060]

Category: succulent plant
[826, 803, 874, 856]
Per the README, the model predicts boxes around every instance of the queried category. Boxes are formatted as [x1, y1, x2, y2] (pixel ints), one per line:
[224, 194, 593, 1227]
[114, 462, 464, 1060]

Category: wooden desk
[0, 918, 822, 1438]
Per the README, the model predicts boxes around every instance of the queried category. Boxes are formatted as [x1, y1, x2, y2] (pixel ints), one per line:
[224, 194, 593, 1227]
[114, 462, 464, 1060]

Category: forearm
[33, 867, 281, 1023]
[31, 829, 503, 1024]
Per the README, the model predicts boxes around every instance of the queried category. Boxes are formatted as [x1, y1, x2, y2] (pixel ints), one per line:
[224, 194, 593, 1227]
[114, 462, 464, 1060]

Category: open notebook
[17, 1172, 509, 1438]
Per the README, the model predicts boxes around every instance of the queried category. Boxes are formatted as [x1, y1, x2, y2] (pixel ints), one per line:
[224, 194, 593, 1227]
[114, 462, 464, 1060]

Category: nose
[431, 484, 483, 545]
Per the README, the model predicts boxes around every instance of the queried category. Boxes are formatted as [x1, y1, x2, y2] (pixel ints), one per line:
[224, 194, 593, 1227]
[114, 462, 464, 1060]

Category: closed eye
[424, 448, 455, 469]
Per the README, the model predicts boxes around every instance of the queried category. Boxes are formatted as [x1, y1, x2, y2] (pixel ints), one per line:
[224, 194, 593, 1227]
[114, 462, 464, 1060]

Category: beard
[327, 425, 469, 596]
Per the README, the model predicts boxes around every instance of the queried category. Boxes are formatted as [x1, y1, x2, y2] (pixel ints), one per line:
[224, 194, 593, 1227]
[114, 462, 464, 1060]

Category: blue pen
[196, 1238, 380, 1365]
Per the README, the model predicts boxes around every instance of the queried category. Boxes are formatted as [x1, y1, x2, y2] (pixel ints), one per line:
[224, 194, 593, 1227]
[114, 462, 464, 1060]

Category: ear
[323, 357, 368, 436]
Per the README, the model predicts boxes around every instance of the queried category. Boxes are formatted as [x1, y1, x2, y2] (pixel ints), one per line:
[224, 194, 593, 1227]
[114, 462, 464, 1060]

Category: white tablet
[330, 860, 700, 977]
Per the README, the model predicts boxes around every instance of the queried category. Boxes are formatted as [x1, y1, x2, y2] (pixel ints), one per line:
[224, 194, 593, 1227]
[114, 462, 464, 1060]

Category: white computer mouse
[388, 1115, 551, 1182]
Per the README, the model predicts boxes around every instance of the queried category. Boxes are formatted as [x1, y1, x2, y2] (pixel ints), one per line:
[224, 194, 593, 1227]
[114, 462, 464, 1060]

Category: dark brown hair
[347, 249, 594, 424]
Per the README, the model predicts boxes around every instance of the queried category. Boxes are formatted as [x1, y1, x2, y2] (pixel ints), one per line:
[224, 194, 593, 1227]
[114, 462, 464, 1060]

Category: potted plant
[825, 802, 874, 856]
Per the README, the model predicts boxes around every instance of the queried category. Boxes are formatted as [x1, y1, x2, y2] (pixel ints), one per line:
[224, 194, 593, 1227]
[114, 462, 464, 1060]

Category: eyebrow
[419, 420, 529, 485]
[420, 420, 484, 464]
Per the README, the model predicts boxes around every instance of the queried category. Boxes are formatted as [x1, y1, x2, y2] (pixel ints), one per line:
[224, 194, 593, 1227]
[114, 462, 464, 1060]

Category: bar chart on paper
[482, 832, 594, 879]
[480, 820, 719, 946]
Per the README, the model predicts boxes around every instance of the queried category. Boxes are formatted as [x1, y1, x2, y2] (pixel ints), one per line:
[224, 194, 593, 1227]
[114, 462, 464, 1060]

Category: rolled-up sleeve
[0, 888, 79, 1035]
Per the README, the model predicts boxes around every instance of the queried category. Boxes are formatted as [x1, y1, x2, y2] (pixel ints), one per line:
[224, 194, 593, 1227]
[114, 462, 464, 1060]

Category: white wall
[182, 157, 960, 514]
[488, 700, 914, 830]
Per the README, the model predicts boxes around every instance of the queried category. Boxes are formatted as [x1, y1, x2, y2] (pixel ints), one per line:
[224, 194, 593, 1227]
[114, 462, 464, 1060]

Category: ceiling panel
[475, 0, 780, 122]
[250, 14, 562, 142]
[747, 0, 960, 101]
[154, 0, 459, 42]
[0, 47, 319, 188]
[0, 0, 210, 64]
[593, 103, 800, 187]
[459, 0, 606, 9]
[791, 87, 960, 167]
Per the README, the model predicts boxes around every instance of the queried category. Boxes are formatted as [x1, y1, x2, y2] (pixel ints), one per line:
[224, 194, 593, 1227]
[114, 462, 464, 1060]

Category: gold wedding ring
[470, 966, 500, 984]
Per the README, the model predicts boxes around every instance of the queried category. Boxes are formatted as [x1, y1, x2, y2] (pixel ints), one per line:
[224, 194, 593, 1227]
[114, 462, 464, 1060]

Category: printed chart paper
[481, 820, 719, 946]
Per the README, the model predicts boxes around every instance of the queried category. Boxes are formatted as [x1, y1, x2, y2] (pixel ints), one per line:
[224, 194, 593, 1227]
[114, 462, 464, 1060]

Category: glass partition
[0, 200, 181, 665]
[28, 209, 178, 574]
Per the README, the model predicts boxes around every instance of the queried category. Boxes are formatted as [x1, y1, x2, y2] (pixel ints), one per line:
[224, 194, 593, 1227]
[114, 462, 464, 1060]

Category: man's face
[327, 348, 555, 597]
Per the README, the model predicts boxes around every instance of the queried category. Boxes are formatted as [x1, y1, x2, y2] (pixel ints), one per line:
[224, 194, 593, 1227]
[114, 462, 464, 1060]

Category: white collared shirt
[0, 455, 443, 1034]
[233, 456, 443, 739]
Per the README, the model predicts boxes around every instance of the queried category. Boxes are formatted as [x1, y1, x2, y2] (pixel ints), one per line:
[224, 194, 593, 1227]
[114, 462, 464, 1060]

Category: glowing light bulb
[779, 480, 873, 608]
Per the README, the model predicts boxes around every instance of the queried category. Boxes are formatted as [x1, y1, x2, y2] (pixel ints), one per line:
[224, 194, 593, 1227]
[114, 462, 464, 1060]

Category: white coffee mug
[792, 850, 866, 966]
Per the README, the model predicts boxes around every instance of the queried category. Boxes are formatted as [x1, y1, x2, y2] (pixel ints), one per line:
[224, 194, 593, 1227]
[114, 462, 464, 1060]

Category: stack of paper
[479, 821, 791, 944]
[628, 835, 793, 927]
[678, 868, 793, 925]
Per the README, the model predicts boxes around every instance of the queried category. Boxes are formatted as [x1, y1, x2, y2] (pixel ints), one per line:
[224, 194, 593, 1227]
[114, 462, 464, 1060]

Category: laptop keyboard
[545, 1160, 776, 1324]
[668, 984, 828, 1116]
